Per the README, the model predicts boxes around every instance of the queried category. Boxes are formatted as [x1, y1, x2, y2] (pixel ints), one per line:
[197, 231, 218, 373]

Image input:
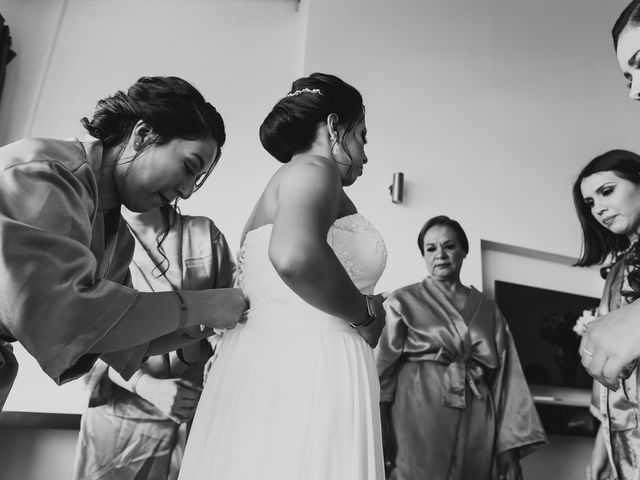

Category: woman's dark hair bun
[82, 76, 225, 151]
[259, 73, 363, 163]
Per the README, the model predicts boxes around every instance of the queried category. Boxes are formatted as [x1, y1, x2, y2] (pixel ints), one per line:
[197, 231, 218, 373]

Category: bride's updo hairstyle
[259, 72, 364, 163]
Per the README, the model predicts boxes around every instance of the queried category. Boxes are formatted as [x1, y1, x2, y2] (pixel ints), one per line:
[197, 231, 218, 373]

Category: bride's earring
[326, 113, 341, 159]
[330, 132, 340, 155]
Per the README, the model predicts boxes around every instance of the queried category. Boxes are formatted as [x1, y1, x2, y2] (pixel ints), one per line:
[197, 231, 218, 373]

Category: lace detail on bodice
[236, 213, 387, 309]
[328, 214, 387, 282]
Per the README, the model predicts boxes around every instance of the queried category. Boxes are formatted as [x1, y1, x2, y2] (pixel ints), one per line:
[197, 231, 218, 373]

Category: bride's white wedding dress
[177, 213, 387, 480]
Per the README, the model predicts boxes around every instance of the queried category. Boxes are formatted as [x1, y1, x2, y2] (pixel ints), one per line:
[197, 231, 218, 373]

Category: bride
[178, 73, 387, 480]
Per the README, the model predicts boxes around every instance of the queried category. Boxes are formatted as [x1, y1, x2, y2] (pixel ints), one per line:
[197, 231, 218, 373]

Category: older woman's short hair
[417, 215, 469, 255]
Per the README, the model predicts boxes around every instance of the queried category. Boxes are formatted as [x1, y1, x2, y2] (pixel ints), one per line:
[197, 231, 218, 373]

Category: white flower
[573, 308, 597, 336]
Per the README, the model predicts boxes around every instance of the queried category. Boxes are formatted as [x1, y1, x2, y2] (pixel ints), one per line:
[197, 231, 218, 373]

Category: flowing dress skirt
[178, 305, 384, 480]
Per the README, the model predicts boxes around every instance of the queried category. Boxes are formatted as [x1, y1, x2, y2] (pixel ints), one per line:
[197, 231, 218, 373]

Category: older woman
[376, 215, 546, 480]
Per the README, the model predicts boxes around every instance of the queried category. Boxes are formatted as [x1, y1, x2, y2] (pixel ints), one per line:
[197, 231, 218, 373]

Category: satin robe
[72, 209, 235, 480]
[591, 259, 640, 480]
[376, 278, 546, 480]
[0, 138, 197, 409]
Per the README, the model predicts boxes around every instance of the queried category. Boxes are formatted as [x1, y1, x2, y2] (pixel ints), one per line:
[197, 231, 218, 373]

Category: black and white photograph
[0, 1, 640, 479]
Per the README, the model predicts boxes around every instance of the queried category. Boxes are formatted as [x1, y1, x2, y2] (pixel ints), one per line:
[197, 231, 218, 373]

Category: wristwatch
[349, 294, 377, 329]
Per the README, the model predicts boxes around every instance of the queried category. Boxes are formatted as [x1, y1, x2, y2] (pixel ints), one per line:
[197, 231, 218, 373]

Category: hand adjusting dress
[178, 213, 387, 480]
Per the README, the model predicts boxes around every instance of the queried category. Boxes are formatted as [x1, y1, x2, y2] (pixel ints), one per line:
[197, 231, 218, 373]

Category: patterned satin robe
[591, 259, 640, 480]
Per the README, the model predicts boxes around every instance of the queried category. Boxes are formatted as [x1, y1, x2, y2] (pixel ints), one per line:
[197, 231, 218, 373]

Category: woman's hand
[135, 375, 202, 424]
[580, 300, 640, 390]
[193, 288, 247, 330]
[586, 425, 612, 480]
[356, 294, 387, 348]
[497, 449, 522, 480]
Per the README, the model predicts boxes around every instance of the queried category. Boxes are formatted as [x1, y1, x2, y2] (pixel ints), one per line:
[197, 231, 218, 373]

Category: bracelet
[349, 295, 377, 329]
[129, 370, 147, 395]
[173, 290, 189, 328]
[349, 314, 375, 329]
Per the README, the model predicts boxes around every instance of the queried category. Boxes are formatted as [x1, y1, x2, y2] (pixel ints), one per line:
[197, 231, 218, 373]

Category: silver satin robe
[0, 138, 199, 409]
[72, 208, 235, 480]
[376, 277, 546, 480]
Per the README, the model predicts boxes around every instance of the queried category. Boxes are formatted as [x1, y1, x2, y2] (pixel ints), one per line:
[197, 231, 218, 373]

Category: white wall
[302, 0, 639, 293]
[481, 241, 604, 301]
[0, 0, 304, 251]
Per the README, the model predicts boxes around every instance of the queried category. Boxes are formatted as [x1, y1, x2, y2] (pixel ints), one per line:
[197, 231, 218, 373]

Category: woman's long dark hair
[573, 149, 640, 300]
[573, 150, 640, 266]
[613, 0, 640, 49]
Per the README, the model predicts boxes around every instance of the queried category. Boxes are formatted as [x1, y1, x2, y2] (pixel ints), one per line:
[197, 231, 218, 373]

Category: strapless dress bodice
[236, 213, 387, 326]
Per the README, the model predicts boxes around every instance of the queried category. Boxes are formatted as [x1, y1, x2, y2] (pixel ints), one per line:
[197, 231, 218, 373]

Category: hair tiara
[286, 88, 323, 97]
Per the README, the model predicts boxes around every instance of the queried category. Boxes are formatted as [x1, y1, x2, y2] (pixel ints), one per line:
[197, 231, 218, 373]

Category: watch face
[365, 295, 376, 318]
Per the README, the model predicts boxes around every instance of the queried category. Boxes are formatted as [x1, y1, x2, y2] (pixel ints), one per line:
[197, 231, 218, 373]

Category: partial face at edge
[580, 170, 640, 240]
[117, 136, 219, 212]
[422, 224, 467, 281]
[617, 26, 640, 100]
[334, 117, 368, 187]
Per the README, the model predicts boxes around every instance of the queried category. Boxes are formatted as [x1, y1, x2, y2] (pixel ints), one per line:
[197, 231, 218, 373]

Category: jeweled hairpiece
[286, 88, 323, 97]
